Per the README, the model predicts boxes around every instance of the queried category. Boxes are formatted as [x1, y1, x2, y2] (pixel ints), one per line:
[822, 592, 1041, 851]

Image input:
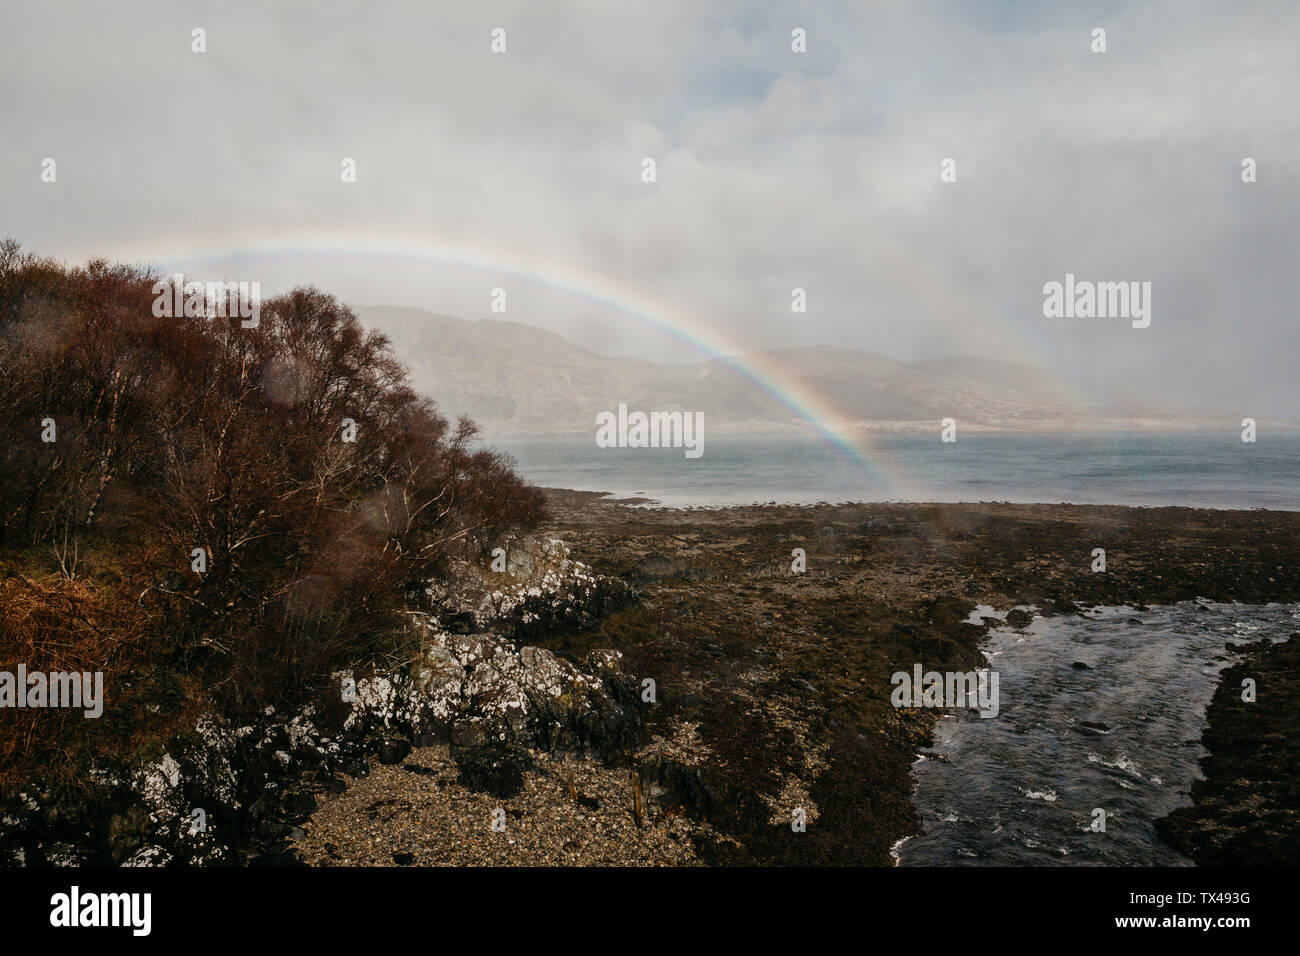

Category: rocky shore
[298, 492, 1300, 866]
[1157, 634, 1300, 865]
[8, 494, 1295, 866]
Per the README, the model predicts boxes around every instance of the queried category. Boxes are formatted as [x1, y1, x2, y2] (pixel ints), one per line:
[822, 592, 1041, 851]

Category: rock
[1054, 598, 1080, 614]
[378, 739, 412, 765]
[392, 851, 415, 865]
[319, 776, 347, 794]
[1071, 661, 1092, 670]
[1006, 608, 1033, 629]
[282, 790, 318, 820]
[444, 611, 476, 634]
[122, 845, 172, 867]
[452, 735, 527, 798]
[20, 547, 643, 867]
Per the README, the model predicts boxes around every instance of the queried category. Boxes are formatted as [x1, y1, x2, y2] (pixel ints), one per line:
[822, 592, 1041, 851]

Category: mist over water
[897, 602, 1300, 866]
[488, 432, 1300, 510]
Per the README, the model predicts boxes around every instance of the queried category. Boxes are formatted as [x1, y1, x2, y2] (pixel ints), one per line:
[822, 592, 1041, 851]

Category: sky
[2, 0, 1297, 418]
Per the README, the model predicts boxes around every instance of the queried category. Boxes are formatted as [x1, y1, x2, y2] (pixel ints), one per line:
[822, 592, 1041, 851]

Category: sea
[485, 431, 1300, 510]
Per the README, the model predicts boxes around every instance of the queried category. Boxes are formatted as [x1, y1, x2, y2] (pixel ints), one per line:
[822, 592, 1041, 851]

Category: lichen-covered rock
[0, 536, 638, 866]
[341, 617, 643, 797]
[427, 537, 637, 641]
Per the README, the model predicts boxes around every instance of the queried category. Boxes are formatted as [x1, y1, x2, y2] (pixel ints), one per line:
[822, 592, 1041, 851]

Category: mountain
[358, 306, 1225, 436]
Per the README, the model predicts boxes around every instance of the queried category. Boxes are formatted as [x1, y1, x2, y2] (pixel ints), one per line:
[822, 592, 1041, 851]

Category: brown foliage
[0, 240, 546, 794]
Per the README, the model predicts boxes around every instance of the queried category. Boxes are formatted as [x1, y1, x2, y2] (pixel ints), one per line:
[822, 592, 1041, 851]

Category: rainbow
[70, 227, 947, 500]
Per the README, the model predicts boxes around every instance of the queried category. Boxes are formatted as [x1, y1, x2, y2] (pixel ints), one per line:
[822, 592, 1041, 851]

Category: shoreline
[541, 490, 1300, 514]
[1156, 633, 1300, 864]
[286, 491, 1300, 866]
[526, 490, 1300, 864]
[475, 422, 1300, 440]
[475, 432, 1300, 514]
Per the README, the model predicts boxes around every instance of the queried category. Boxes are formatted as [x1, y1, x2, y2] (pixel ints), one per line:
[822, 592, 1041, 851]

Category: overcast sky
[3, 1, 1297, 417]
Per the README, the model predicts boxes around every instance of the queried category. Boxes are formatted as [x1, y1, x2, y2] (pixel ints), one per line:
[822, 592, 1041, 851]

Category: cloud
[2, 0, 1296, 416]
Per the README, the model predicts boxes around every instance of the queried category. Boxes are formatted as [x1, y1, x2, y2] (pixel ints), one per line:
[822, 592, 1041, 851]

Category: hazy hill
[359, 306, 1221, 436]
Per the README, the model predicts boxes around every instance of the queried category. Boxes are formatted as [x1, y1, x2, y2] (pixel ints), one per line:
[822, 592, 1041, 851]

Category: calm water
[484, 432, 1300, 510]
[897, 602, 1300, 866]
